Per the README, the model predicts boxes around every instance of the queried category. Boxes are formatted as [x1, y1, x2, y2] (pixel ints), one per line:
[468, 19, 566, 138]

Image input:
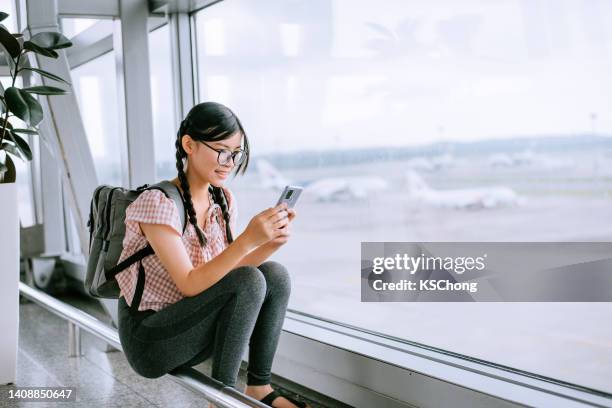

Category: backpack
[84, 180, 188, 306]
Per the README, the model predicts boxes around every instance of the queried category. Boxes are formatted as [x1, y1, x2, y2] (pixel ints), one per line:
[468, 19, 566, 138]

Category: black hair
[175, 101, 250, 248]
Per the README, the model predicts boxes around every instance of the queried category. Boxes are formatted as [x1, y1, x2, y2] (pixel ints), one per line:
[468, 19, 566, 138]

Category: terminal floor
[0, 291, 351, 408]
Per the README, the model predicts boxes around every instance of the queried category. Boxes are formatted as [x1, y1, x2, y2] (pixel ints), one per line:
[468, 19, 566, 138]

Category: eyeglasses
[198, 141, 246, 166]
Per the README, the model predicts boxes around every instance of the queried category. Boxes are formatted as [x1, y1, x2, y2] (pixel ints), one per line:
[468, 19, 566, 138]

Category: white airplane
[255, 159, 390, 201]
[487, 153, 515, 167]
[403, 170, 525, 209]
[405, 157, 437, 172]
[304, 176, 390, 201]
[405, 153, 457, 172]
[487, 149, 574, 170]
[430, 153, 456, 169]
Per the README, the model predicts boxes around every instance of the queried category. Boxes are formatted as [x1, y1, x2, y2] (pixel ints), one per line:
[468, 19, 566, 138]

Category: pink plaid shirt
[116, 186, 237, 311]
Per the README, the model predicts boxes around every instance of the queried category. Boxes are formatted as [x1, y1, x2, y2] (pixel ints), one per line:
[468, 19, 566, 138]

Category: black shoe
[259, 388, 309, 408]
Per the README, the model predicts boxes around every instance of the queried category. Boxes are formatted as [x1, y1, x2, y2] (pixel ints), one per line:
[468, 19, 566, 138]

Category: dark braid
[175, 119, 207, 247]
[211, 186, 234, 243]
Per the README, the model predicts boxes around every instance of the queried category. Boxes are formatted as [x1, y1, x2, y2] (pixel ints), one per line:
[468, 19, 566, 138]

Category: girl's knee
[258, 261, 291, 297]
[229, 265, 266, 300]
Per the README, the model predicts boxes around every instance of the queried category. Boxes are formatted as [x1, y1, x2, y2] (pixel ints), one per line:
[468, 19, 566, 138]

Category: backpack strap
[106, 243, 154, 278]
[130, 260, 147, 313]
[142, 180, 188, 234]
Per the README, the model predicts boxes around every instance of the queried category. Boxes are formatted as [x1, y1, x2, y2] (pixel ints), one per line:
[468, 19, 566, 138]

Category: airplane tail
[403, 170, 430, 194]
[256, 159, 290, 189]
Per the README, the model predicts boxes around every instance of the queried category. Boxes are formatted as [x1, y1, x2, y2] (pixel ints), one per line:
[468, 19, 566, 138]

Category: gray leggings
[117, 260, 291, 389]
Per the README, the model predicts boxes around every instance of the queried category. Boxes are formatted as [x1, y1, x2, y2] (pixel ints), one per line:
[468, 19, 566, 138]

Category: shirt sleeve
[222, 186, 238, 237]
[125, 189, 183, 236]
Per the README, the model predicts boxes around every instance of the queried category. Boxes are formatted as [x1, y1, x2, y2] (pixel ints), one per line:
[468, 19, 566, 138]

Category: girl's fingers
[269, 209, 288, 223]
[287, 209, 296, 221]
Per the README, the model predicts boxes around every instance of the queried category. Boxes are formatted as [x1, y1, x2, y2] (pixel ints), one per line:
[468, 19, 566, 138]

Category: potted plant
[0, 10, 72, 385]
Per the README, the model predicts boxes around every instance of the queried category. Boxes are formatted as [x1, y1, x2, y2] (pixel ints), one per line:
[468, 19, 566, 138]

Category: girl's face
[182, 131, 243, 187]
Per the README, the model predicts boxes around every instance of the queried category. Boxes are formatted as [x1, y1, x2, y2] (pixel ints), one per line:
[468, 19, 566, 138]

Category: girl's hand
[269, 208, 297, 246]
[242, 203, 290, 248]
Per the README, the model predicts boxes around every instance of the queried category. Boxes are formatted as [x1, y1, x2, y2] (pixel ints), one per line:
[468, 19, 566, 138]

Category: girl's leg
[118, 265, 267, 388]
[246, 260, 292, 386]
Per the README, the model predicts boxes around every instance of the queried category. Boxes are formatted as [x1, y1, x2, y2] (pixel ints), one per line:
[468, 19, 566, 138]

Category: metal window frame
[276, 311, 612, 408]
[113, 0, 155, 189]
[168, 10, 195, 121]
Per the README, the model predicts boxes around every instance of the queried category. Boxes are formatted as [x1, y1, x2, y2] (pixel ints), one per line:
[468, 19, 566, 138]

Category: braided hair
[175, 102, 250, 248]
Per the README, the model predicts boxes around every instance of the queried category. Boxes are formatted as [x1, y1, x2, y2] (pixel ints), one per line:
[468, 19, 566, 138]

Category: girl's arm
[141, 223, 256, 296]
[141, 206, 286, 297]
[234, 240, 282, 268]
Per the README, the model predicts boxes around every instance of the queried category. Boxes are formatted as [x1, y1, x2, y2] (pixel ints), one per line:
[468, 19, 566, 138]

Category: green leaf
[1, 141, 20, 157]
[21, 67, 70, 85]
[0, 41, 15, 71]
[23, 85, 67, 95]
[8, 130, 32, 160]
[1, 153, 16, 183]
[12, 33, 23, 47]
[29, 32, 72, 50]
[0, 12, 8, 22]
[12, 128, 37, 135]
[23, 41, 58, 58]
[0, 26, 20, 58]
[5, 87, 43, 126]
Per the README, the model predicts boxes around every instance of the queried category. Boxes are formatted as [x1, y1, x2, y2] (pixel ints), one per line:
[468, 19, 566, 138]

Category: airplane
[405, 157, 437, 172]
[405, 153, 458, 172]
[487, 149, 574, 170]
[255, 158, 390, 201]
[430, 153, 456, 169]
[403, 170, 525, 209]
[304, 176, 390, 201]
[487, 153, 515, 167]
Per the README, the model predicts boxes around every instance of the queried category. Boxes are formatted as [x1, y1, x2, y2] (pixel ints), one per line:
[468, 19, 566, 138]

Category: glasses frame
[198, 140, 246, 166]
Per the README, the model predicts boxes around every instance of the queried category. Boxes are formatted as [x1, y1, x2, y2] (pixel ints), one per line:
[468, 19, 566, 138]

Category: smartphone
[276, 185, 303, 209]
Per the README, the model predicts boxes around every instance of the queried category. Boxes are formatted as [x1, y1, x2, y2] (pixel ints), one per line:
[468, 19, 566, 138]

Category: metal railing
[18, 282, 269, 408]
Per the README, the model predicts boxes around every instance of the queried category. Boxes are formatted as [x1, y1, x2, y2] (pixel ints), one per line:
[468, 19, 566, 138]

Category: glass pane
[0, 0, 18, 32]
[70, 51, 123, 186]
[194, 0, 612, 394]
[12, 142, 35, 227]
[60, 18, 100, 38]
[149, 24, 177, 180]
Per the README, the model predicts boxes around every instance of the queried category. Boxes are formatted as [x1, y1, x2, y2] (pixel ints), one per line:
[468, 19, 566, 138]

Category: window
[60, 18, 99, 38]
[70, 51, 123, 186]
[0, 0, 17, 32]
[194, 0, 612, 395]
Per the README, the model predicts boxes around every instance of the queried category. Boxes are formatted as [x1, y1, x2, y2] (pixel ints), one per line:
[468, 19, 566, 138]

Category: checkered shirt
[115, 186, 237, 311]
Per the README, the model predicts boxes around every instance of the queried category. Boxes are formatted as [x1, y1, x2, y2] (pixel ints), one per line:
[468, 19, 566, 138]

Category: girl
[115, 102, 310, 408]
